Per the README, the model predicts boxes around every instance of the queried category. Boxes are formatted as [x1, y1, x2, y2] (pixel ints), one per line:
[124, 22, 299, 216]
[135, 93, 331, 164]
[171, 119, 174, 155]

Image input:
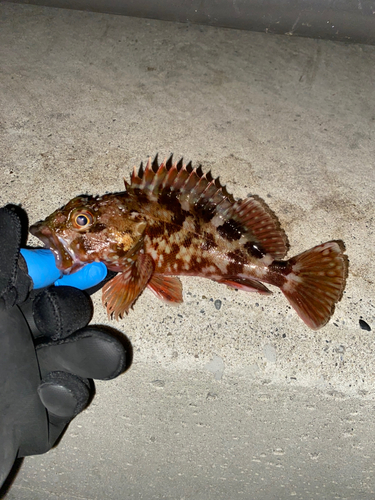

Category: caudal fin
[280, 240, 348, 330]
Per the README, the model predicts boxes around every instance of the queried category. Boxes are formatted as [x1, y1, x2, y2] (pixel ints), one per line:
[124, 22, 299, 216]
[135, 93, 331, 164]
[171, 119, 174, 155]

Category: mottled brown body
[144, 195, 269, 281]
[30, 156, 348, 329]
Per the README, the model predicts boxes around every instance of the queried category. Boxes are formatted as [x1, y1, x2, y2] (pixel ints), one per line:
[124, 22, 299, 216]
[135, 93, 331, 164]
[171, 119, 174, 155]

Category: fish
[30, 155, 348, 329]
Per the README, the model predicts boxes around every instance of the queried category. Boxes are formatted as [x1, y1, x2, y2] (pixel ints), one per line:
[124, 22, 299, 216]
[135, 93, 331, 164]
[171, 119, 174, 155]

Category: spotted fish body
[30, 156, 348, 329]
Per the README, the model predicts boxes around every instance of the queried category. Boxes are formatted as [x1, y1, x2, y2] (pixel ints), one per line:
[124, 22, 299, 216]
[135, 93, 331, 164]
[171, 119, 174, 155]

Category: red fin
[147, 275, 183, 304]
[127, 155, 235, 212]
[231, 197, 289, 259]
[102, 254, 154, 319]
[218, 277, 272, 295]
[280, 240, 348, 330]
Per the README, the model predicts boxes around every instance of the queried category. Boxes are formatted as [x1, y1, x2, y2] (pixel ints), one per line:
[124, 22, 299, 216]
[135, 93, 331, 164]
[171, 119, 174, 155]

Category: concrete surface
[1, 3, 375, 498]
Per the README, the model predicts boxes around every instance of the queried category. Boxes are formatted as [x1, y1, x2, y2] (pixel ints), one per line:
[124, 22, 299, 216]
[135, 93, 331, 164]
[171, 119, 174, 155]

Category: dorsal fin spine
[189, 173, 209, 199]
[200, 179, 220, 203]
[180, 169, 200, 194]
[166, 154, 174, 168]
[142, 157, 154, 189]
[161, 163, 179, 191]
[145, 157, 162, 193]
[151, 154, 159, 172]
[131, 165, 138, 186]
[172, 165, 190, 191]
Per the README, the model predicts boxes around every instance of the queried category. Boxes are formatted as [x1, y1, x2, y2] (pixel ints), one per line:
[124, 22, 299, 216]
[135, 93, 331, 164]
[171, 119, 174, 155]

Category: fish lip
[29, 221, 75, 272]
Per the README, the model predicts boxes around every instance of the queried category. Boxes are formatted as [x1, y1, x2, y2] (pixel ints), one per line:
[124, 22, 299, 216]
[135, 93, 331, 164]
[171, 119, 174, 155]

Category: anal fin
[217, 277, 272, 295]
[147, 275, 183, 304]
[102, 254, 154, 319]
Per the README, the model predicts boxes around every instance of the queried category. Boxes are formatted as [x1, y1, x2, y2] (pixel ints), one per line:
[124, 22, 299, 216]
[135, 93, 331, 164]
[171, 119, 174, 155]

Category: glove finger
[38, 372, 94, 449]
[33, 286, 93, 340]
[38, 371, 91, 419]
[0, 205, 32, 307]
[36, 326, 131, 381]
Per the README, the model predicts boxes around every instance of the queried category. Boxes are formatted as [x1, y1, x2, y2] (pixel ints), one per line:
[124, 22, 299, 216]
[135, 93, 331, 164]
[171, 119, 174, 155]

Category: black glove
[0, 205, 132, 494]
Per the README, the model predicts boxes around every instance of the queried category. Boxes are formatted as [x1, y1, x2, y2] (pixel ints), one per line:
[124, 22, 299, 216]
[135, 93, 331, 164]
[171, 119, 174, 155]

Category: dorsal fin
[126, 156, 235, 212]
[125, 156, 289, 259]
[231, 197, 289, 258]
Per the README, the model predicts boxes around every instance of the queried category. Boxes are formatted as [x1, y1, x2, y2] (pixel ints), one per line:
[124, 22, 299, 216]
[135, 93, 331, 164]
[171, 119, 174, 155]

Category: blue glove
[20, 248, 107, 290]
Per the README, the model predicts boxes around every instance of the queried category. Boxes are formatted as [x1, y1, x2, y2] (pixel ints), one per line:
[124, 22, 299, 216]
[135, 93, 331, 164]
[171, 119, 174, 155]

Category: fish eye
[72, 210, 94, 229]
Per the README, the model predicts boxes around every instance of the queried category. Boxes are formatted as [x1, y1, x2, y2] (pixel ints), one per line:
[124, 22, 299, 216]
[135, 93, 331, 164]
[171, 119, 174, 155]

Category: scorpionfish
[30, 156, 348, 329]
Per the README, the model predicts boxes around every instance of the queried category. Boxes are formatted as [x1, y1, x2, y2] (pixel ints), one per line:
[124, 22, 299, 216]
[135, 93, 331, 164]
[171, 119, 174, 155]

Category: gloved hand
[0, 205, 131, 493]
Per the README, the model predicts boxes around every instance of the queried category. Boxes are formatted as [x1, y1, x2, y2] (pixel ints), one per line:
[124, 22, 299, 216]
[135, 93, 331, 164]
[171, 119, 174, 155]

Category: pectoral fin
[102, 253, 154, 319]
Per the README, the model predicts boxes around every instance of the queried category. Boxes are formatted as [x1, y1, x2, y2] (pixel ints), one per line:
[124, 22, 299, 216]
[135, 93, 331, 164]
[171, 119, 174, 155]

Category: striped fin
[126, 155, 235, 212]
[280, 240, 348, 329]
[230, 196, 289, 259]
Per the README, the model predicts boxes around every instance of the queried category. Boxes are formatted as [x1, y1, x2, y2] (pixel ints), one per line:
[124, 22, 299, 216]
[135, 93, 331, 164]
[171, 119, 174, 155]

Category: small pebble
[214, 299, 222, 310]
[359, 319, 371, 331]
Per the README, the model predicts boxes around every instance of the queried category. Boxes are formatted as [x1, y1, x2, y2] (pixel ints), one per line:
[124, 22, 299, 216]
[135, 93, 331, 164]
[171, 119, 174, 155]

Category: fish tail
[278, 240, 348, 329]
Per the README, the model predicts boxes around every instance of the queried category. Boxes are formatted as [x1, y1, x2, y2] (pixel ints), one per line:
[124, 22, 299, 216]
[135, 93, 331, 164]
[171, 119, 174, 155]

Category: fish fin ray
[102, 254, 154, 319]
[128, 156, 236, 211]
[280, 240, 348, 329]
[147, 275, 183, 304]
[217, 277, 272, 295]
[232, 196, 289, 259]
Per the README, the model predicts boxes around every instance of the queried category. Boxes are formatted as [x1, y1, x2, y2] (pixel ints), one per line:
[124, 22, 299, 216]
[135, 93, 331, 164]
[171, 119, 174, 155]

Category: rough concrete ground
[1, 3, 375, 499]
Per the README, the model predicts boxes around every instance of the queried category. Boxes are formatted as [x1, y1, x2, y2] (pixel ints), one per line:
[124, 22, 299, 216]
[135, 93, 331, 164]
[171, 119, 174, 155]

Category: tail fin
[280, 241, 348, 330]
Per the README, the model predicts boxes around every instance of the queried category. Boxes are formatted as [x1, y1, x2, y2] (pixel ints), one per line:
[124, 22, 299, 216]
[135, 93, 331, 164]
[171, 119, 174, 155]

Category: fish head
[30, 194, 147, 273]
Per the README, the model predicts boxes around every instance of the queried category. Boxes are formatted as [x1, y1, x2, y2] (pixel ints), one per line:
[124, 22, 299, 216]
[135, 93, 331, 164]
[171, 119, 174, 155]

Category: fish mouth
[30, 221, 76, 272]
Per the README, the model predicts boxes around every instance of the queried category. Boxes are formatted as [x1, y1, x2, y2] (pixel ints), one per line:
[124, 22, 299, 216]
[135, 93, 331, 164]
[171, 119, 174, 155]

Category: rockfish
[30, 156, 348, 329]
